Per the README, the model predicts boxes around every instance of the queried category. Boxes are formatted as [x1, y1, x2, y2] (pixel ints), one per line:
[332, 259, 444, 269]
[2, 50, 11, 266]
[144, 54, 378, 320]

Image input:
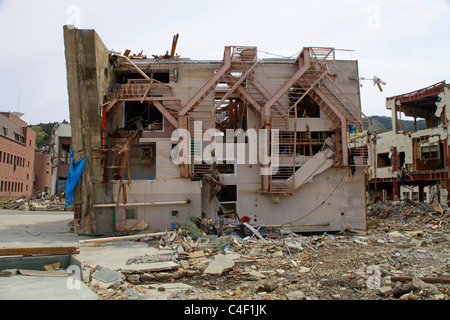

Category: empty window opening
[296, 131, 327, 156]
[377, 153, 392, 168]
[117, 72, 170, 84]
[398, 152, 406, 168]
[214, 97, 248, 136]
[124, 102, 163, 132]
[60, 144, 71, 164]
[289, 93, 320, 118]
[216, 184, 237, 218]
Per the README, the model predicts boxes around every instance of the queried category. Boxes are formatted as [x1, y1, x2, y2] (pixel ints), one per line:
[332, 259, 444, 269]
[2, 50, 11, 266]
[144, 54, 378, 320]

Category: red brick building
[0, 112, 36, 200]
[34, 152, 51, 194]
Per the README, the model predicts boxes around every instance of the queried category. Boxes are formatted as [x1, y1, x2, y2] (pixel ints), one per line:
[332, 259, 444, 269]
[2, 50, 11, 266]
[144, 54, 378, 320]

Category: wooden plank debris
[390, 276, 450, 284]
[0, 246, 80, 256]
[120, 261, 180, 274]
[79, 232, 170, 244]
[18, 269, 69, 277]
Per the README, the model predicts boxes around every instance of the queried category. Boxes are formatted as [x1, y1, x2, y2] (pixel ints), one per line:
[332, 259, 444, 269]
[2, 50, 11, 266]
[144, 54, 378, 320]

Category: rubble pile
[80, 202, 450, 300]
[0, 191, 66, 211]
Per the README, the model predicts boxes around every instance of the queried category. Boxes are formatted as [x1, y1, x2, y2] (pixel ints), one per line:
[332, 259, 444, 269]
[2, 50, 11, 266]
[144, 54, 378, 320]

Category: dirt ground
[85, 200, 450, 300]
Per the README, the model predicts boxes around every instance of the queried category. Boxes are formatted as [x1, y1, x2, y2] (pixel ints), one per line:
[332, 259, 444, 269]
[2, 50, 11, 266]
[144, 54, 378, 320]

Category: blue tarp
[348, 124, 356, 134]
[65, 148, 87, 207]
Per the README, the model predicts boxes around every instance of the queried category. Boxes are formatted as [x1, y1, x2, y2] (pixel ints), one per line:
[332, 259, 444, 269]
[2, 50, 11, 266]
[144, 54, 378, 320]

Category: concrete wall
[219, 163, 365, 232]
[110, 139, 202, 231]
[64, 26, 117, 233]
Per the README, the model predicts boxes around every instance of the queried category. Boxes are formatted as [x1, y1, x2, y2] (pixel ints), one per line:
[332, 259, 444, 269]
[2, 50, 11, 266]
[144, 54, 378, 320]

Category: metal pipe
[93, 200, 190, 208]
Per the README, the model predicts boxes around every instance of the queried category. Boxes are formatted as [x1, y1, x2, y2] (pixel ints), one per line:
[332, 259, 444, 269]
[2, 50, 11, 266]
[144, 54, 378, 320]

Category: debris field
[77, 199, 450, 300]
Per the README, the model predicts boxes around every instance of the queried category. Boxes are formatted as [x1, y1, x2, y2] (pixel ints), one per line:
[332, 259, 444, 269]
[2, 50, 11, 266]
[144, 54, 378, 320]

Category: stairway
[187, 96, 215, 176]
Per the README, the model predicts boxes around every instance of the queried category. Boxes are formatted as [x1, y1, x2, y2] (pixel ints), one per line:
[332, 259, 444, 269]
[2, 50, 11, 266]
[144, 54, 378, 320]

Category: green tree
[29, 122, 58, 153]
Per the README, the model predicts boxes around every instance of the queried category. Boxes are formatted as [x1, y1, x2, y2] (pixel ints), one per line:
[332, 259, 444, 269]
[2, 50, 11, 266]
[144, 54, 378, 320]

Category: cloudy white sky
[0, 0, 449, 125]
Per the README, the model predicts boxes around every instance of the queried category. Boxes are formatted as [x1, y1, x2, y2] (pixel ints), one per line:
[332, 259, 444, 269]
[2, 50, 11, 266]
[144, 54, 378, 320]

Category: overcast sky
[0, 0, 449, 125]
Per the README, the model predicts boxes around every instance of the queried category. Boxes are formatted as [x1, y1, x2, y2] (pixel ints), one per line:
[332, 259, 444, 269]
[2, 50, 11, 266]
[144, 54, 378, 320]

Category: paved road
[0, 209, 87, 247]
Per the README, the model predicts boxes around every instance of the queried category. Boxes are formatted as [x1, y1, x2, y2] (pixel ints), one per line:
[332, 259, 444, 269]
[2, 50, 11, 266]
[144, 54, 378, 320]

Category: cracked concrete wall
[64, 26, 117, 233]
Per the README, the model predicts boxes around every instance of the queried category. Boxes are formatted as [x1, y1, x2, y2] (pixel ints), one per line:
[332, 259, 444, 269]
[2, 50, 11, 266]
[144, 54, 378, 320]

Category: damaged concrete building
[50, 122, 72, 196]
[368, 81, 450, 206]
[63, 27, 370, 235]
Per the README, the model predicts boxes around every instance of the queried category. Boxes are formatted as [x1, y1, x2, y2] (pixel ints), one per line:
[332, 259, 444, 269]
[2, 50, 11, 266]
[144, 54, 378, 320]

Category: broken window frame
[420, 144, 439, 161]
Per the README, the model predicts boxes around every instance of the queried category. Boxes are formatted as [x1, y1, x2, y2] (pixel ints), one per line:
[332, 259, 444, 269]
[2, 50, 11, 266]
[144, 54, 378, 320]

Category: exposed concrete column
[63, 26, 116, 234]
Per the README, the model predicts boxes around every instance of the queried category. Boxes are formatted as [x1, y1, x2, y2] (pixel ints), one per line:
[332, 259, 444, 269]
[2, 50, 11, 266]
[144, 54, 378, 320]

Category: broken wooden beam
[0, 246, 80, 256]
[79, 232, 171, 244]
[390, 276, 450, 284]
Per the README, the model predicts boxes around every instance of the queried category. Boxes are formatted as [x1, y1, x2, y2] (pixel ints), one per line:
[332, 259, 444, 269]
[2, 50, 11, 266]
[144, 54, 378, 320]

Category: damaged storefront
[64, 27, 369, 235]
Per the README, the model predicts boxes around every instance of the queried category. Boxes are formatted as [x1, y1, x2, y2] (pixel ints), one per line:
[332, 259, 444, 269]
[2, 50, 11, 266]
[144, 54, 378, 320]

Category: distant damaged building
[63, 27, 370, 234]
[368, 81, 450, 206]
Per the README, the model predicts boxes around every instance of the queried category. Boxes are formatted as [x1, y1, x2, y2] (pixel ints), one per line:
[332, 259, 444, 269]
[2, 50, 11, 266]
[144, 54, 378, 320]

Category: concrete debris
[126, 253, 175, 265]
[91, 267, 124, 290]
[0, 192, 66, 211]
[285, 290, 307, 300]
[203, 254, 235, 276]
[0, 269, 17, 277]
[62, 202, 450, 300]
